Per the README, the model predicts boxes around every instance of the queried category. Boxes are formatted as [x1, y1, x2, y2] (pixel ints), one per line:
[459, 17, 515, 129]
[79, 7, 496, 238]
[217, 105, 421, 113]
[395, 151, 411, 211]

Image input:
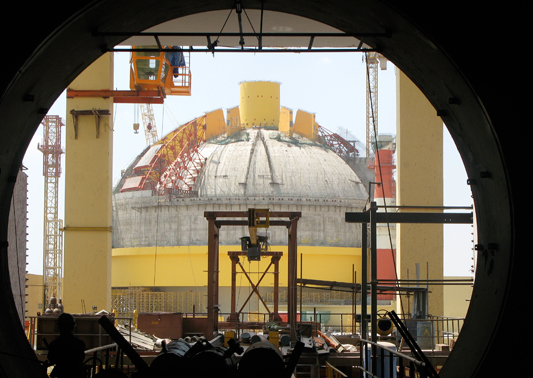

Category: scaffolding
[112, 287, 207, 320]
[38, 115, 64, 305]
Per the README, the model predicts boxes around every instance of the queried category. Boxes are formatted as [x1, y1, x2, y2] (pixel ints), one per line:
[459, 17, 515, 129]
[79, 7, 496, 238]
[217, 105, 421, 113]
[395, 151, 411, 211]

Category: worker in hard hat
[47, 313, 86, 378]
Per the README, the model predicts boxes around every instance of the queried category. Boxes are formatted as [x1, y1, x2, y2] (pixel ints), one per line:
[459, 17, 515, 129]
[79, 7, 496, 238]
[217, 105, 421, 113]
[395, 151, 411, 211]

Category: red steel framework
[121, 120, 359, 195]
[317, 125, 359, 158]
[121, 115, 207, 195]
[37, 115, 64, 305]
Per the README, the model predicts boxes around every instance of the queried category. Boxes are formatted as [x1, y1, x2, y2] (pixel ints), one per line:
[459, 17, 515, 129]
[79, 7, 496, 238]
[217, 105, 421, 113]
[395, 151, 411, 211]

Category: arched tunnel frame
[0, 2, 525, 377]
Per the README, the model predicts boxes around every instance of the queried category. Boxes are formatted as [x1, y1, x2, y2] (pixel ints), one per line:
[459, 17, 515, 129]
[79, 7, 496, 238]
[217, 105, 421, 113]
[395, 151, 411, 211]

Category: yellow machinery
[242, 208, 270, 261]
[130, 46, 191, 96]
[67, 46, 191, 104]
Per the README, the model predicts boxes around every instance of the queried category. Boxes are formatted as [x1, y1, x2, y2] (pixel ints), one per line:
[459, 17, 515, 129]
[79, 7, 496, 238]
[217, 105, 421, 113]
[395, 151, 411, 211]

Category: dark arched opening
[0, 1, 525, 377]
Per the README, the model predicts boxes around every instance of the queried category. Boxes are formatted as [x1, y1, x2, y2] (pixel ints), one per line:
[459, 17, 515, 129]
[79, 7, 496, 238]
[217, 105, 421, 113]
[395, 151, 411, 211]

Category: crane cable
[152, 106, 165, 311]
[364, 52, 405, 316]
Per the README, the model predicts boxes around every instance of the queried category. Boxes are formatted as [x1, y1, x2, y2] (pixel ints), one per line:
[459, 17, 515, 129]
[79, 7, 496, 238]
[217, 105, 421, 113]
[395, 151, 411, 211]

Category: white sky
[22, 50, 474, 277]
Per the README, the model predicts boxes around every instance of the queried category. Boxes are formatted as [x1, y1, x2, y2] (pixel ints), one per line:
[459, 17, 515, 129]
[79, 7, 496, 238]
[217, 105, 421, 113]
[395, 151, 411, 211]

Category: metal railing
[428, 315, 464, 347]
[357, 338, 436, 378]
[215, 310, 464, 352]
[83, 343, 126, 377]
[27, 316, 133, 351]
[326, 361, 348, 378]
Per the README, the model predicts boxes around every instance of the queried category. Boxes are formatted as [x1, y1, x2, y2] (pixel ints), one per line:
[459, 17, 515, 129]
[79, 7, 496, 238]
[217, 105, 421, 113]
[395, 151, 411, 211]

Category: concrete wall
[443, 276, 473, 318]
[8, 168, 27, 326]
[112, 194, 366, 249]
[25, 274, 44, 318]
[396, 70, 444, 316]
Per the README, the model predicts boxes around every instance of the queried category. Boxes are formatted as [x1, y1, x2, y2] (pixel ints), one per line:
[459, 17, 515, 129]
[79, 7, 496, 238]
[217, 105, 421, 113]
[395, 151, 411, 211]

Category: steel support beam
[206, 215, 220, 338]
[345, 211, 473, 224]
[347, 203, 474, 361]
[287, 216, 298, 342]
[67, 89, 166, 104]
[227, 251, 283, 322]
[204, 211, 300, 337]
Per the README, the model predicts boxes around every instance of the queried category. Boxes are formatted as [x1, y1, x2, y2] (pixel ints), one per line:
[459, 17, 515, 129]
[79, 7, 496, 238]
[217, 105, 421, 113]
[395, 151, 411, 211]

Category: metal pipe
[258, 1, 264, 50]
[370, 201, 378, 373]
[273, 255, 280, 319]
[288, 217, 298, 342]
[360, 338, 426, 366]
[300, 253, 303, 322]
[97, 31, 390, 38]
[361, 221, 368, 338]
[235, 0, 245, 49]
[360, 220, 368, 374]
[376, 205, 472, 210]
[84, 343, 117, 354]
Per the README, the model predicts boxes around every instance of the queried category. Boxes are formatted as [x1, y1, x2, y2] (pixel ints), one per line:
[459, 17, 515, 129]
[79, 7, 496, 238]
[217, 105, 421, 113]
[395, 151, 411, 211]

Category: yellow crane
[130, 45, 192, 146]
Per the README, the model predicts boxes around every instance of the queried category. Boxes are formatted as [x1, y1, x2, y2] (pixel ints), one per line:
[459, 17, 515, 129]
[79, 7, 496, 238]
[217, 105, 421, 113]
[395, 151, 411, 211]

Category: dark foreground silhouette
[47, 313, 86, 378]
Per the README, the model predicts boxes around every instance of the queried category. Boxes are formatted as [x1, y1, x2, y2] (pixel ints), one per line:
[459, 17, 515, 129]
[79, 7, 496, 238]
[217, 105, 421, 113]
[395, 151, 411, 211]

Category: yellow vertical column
[396, 70, 443, 316]
[63, 54, 113, 313]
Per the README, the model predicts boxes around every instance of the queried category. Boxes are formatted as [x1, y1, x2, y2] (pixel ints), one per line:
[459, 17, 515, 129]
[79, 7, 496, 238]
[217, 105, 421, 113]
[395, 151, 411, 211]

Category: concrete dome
[111, 82, 372, 319]
[112, 126, 369, 249]
[196, 128, 367, 200]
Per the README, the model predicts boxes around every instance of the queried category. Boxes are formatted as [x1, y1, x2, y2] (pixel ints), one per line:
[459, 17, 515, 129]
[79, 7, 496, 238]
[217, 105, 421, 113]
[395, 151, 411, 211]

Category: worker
[169, 46, 185, 77]
[47, 313, 86, 378]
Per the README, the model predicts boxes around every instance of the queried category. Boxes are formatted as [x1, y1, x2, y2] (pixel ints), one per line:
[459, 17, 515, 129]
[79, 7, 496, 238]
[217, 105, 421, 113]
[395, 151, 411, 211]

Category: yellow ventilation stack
[279, 106, 293, 137]
[293, 110, 318, 141]
[239, 81, 280, 128]
[205, 109, 226, 140]
[226, 106, 241, 136]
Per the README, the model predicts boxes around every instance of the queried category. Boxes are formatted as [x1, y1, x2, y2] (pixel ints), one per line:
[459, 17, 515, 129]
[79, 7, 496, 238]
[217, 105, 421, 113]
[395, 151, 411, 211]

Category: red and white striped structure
[368, 135, 396, 299]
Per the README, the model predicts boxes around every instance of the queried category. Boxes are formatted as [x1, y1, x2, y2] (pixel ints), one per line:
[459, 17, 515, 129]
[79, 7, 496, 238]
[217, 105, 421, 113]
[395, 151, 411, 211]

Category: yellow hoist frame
[130, 46, 191, 96]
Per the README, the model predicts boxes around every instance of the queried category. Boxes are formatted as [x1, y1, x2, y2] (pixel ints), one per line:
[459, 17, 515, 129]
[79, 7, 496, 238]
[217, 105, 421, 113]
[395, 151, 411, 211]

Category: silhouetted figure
[47, 313, 86, 378]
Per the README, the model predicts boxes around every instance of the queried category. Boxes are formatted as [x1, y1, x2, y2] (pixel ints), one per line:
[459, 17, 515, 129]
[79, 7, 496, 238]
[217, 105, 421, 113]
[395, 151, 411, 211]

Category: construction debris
[117, 324, 159, 351]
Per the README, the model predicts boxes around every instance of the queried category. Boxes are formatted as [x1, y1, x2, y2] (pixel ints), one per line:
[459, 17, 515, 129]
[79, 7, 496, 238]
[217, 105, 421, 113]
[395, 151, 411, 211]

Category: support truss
[317, 125, 359, 158]
[122, 115, 207, 196]
[37, 115, 64, 305]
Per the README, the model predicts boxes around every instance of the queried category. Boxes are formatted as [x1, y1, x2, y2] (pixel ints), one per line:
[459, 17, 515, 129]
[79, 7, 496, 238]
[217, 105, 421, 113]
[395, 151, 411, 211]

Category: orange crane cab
[130, 46, 191, 96]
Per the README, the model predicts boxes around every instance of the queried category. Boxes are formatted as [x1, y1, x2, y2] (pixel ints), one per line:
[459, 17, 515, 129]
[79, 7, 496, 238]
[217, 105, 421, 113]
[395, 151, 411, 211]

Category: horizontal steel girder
[345, 211, 473, 224]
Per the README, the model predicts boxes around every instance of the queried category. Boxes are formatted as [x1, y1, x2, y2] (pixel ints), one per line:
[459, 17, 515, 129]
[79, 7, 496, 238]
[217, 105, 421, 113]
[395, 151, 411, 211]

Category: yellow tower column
[396, 70, 444, 316]
[63, 54, 113, 313]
